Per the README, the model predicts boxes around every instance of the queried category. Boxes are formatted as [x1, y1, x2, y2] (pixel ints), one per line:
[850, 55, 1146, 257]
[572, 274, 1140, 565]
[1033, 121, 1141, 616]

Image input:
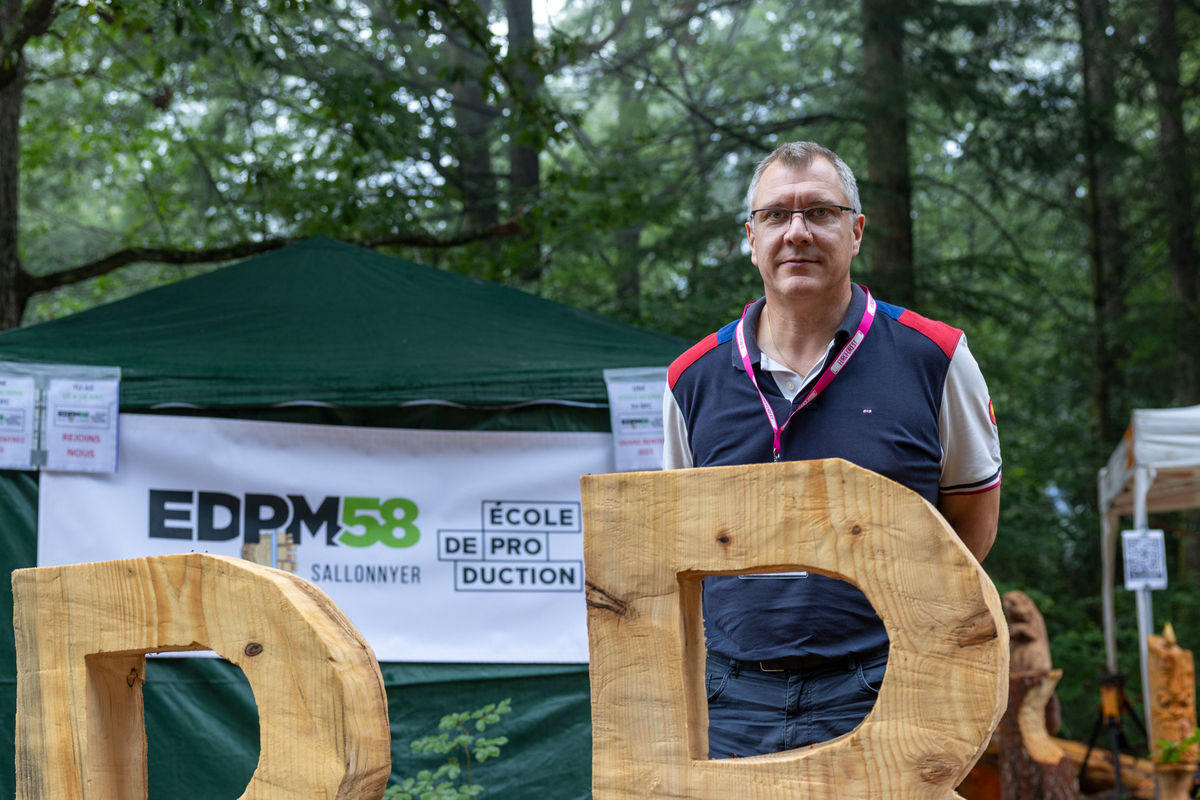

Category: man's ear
[850, 214, 865, 258]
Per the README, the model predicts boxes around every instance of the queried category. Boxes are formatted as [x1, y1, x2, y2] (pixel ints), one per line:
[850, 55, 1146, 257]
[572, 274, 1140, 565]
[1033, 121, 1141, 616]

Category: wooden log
[13, 552, 391, 800]
[1054, 739, 1155, 798]
[582, 459, 1008, 800]
[1148, 624, 1198, 800]
[998, 670, 1079, 800]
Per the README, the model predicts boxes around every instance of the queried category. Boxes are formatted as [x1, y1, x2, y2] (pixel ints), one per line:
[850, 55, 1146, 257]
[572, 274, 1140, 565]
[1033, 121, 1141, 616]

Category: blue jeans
[704, 646, 889, 758]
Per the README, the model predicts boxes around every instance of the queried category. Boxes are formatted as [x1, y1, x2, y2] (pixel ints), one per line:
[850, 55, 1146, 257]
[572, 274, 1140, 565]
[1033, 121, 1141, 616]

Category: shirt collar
[732, 283, 868, 373]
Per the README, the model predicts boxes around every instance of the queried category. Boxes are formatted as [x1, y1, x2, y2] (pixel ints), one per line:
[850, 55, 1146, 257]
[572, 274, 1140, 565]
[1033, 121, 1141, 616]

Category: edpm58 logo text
[148, 490, 420, 548]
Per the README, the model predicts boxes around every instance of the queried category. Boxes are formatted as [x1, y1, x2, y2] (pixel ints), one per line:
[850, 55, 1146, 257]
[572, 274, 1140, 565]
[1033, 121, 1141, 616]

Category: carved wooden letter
[13, 553, 391, 800]
[582, 459, 1008, 800]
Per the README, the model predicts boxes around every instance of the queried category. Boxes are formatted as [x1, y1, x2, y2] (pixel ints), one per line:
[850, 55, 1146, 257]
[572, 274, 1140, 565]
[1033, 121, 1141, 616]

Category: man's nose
[783, 212, 814, 243]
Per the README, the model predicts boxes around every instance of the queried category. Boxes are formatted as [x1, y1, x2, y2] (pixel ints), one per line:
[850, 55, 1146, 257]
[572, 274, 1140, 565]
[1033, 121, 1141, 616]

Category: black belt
[711, 644, 888, 674]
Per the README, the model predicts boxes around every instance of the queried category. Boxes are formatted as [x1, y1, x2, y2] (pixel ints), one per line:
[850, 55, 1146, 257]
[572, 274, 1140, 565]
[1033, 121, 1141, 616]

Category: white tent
[1098, 404, 1200, 735]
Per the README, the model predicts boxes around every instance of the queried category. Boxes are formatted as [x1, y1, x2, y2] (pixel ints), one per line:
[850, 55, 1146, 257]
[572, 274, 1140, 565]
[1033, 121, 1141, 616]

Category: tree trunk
[860, 0, 914, 307]
[503, 0, 542, 281]
[0, 0, 30, 330]
[611, 0, 645, 323]
[1152, 0, 1200, 407]
[451, 0, 499, 229]
[1078, 0, 1126, 446]
[504, 0, 538, 209]
[998, 671, 1080, 800]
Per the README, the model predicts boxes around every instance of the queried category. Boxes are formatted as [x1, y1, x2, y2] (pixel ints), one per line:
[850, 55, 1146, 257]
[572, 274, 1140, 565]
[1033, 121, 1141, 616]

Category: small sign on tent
[0, 362, 121, 473]
[602, 367, 667, 472]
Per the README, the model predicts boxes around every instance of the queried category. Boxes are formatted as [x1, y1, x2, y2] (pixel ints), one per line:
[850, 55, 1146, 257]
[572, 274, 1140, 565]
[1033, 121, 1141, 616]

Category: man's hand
[938, 487, 1000, 563]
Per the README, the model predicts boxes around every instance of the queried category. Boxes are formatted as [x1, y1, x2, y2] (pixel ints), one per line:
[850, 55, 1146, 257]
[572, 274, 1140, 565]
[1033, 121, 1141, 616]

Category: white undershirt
[761, 338, 837, 402]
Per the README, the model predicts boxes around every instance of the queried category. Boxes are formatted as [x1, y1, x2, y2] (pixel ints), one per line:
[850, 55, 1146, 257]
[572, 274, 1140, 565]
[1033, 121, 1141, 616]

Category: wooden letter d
[13, 553, 391, 800]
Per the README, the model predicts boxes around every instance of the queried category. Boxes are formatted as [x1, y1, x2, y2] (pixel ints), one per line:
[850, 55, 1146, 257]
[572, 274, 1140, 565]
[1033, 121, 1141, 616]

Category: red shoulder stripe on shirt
[668, 332, 720, 389]
[896, 309, 963, 359]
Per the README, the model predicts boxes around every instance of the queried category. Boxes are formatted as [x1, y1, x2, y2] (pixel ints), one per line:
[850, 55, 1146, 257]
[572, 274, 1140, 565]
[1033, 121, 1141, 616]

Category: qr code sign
[1122, 530, 1168, 590]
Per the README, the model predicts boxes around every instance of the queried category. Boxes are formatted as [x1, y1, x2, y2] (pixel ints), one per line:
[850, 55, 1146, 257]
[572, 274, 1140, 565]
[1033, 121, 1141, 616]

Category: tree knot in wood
[850, 524, 863, 535]
[715, 530, 732, 545]
[915, 754, 958, 784]
[585, 581, 637, 619]
[955, 609, 998, 647]
[244, 642, 264, 657]
[126, 668, 138, 687]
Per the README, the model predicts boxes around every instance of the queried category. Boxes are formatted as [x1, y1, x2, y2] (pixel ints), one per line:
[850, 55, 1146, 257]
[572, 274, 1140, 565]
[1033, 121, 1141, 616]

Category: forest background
[2, 0, 1195, 751]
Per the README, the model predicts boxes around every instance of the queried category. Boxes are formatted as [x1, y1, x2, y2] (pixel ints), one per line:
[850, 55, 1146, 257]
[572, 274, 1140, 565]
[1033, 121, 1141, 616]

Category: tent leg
[1101, 504, 1120, 674]
[1135, 587, 1154, 742]
[1133, 466, 1155, 742]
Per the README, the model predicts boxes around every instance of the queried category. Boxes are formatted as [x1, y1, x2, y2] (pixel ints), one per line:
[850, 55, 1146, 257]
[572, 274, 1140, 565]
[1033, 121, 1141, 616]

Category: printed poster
[45, 378, 120, 472]
[602, 366, 667, 472]
[38, 414, 613, 662]
[0, 375, 35, 469]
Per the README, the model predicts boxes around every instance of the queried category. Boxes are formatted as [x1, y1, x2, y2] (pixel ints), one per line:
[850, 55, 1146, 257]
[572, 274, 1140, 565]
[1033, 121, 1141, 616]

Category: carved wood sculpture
[964, 591, 1155, 800]
[997, 671, 1077, 800]
[996, 590, 1077, 800]
[582, 459, 1009, 800]
[1003, 590, 1060, 735]
[13, 552, 391, 800]
[1147, 623, 1198, 800]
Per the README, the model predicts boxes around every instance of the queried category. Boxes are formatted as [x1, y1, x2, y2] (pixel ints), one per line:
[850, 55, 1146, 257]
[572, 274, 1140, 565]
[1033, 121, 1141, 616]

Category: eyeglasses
[749, 205, 857, 232]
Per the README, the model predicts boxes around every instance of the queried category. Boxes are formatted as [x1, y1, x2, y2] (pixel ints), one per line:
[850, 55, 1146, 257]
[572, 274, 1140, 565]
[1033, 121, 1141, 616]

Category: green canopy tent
[0, 236, 690, 799]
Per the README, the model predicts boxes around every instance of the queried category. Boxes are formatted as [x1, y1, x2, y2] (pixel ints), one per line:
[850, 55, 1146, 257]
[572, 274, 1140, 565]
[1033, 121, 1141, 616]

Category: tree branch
[25, 217, 526, 294]
[0, 0, 61, 89]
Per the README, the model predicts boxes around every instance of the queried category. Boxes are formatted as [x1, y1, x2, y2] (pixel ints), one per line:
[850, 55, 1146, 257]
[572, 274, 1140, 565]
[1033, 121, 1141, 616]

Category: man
[662, 141, 1001, 759]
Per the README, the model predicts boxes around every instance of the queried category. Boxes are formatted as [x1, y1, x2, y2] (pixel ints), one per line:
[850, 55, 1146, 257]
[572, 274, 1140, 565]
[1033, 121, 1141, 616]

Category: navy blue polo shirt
[667, 284, 967, 662]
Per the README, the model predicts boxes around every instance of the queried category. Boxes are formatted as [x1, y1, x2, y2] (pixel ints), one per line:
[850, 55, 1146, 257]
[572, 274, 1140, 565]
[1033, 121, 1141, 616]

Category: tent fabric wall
[143, 660, 591, 800]
[0, 471, 36, 798]
[0, 238, 692, 799]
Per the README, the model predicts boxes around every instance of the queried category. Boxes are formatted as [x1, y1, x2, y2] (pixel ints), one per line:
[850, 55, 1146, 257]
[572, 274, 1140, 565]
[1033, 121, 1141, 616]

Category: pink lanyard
[735, 288, 876, 461]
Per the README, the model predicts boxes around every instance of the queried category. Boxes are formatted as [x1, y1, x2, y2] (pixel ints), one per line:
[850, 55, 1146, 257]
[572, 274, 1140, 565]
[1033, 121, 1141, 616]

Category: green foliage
[1157, 726, 1200, 764]
[17, 0, 1200, 755]
[383, 699, 512, 800]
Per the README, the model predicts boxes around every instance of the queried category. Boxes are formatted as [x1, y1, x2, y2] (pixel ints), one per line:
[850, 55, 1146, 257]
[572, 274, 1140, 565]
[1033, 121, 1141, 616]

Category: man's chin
[772, 274, 846, 298]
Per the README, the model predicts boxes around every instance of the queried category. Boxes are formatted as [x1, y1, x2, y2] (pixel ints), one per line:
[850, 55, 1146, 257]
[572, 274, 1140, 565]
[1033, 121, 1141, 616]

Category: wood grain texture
[13, 552, 391, 800]
[1148, 628, 1198, 800]
[582, 459, 1008, 800]
[998, 671, 1078, 800]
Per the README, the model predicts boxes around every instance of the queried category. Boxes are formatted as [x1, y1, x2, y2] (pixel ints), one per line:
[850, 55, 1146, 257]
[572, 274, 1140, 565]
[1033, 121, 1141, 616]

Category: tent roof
[0, 237, 690, 408]
[1100, 405, 1200, 515]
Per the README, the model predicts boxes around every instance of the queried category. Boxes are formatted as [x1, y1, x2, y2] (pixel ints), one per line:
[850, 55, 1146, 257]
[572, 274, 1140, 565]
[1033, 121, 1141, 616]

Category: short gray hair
[745, 142, 861, 221]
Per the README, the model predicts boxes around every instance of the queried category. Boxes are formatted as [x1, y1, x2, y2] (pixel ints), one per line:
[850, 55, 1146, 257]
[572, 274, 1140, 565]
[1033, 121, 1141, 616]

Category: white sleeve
[662, 387, 694, 470]
[939, 335, 1002, 493]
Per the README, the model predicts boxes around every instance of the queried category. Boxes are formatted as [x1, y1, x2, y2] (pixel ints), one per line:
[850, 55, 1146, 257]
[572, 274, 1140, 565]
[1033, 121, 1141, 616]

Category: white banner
[38, 414, 613, 663]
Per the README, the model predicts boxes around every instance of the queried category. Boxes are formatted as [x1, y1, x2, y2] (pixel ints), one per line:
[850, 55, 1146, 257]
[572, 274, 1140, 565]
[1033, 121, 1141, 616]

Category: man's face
[745, 158, 865, 304]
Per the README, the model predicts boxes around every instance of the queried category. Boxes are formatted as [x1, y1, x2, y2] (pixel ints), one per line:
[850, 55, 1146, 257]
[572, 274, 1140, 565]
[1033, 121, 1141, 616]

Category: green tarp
[0, 237, 690, 798]
[0, 236, 687, 407]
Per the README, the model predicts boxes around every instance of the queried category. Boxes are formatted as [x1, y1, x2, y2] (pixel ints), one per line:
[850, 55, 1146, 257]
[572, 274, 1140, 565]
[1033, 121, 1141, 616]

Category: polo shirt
[663, 284, 1001, 662]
